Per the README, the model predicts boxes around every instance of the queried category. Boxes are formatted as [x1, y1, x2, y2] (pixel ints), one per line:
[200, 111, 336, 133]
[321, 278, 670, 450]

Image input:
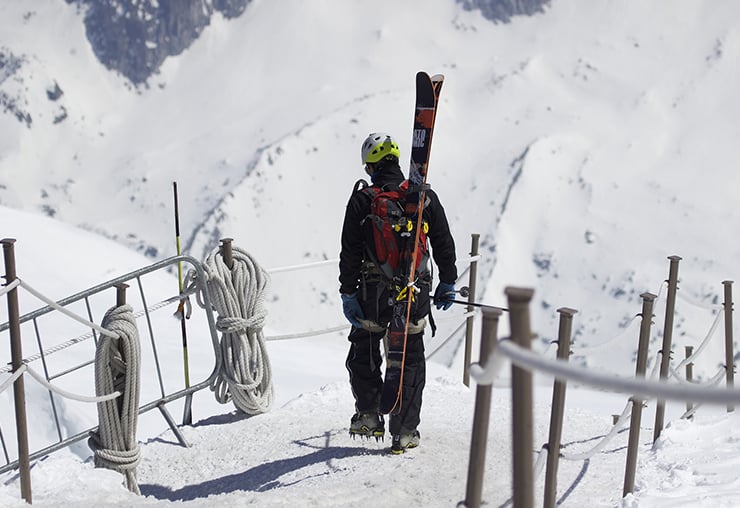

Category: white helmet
[361, 132, 400, 165]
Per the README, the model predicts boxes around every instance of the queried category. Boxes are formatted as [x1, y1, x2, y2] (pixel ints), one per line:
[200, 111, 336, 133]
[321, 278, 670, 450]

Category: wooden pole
[464, 306, 502, 508]
[624, 292, 656, 497]
[506, 286, 535, 508]
[723, 280, 735, 413]
[2, 238, 32, 503]
[654, 256, 681, 442]
[543, 307, 577, 508]
[463, 234, 480, 387]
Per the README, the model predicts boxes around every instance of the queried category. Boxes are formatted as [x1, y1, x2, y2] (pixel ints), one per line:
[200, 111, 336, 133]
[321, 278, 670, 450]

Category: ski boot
[349, 412, 385, 441]
[391, 430, 420, 454]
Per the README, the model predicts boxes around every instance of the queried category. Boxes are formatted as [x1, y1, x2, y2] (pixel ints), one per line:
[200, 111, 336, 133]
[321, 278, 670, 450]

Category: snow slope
[3, 0, 740, 505]
[0, 202, 739, 507]
[4, 0, 740, 347]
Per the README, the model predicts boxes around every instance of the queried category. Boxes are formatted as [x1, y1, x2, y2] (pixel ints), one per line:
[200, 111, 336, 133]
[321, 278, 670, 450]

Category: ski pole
[432, 286, 509, 312]
[173, 182, 192, 425]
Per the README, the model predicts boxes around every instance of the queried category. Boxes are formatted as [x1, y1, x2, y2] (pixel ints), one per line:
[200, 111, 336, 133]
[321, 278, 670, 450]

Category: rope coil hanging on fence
[197, 244, 274, 415]
[88, 304, 141, 495]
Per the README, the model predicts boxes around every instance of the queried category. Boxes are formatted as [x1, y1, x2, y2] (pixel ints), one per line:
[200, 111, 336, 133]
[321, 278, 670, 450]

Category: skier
[339, 132, 458, 454]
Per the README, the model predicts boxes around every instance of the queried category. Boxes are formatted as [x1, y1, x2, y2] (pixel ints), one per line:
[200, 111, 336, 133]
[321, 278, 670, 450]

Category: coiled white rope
[88, 304, 141, 495]
[202, 245, 273, 415]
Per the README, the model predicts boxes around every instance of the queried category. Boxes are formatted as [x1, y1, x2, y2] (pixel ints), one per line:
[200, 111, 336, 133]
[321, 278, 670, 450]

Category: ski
[380, 71, 444, 415]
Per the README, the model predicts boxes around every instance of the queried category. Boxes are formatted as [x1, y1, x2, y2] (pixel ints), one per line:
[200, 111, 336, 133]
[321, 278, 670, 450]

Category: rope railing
[559, 402, 631, 462]
[570, 281, 667, 355]
[461, 258, 736, 508]
[265, 324, 349, 341]
[674, 369, 726, 420]
[0, 252, 223, 485]
[668, 364, 725, 387]
[475, 338, 740, 405]
[0, 291, 190, 376]
[20, 365, 121, 403]
[569, 313, 641, 354]
[1, 249, 478, 380]
[17, 279, 119, 339]
[0, 234, 483, 503]
[540, 352, 660, 465]
[265, 254, 481, 275]
[671, 309, 724, 372]
[676, 289, 723, 311]
[0, 278, 19, 297]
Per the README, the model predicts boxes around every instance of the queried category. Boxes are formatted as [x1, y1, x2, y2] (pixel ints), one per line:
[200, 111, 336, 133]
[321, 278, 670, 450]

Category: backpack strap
[353, 178, 369, 193]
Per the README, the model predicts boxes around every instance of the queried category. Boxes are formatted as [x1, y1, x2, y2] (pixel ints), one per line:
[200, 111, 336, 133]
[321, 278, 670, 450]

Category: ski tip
[416, 71, 445, 82]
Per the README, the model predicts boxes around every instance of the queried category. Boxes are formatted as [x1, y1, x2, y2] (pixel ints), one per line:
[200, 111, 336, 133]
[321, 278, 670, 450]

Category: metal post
[464, 306, 502, 508]
[220, 238, 234, 270]
[623, 292, 656, 498]
[723, 281, 735, 413]
[115, 283, 129, 307]
[463, 234, 480, 387]
[654, 255, 681, 442]
[543, 307, 577, 508]
[685, 346, 694, 418]
[2, 238, 32, 503]
[506, 286, 535, 508]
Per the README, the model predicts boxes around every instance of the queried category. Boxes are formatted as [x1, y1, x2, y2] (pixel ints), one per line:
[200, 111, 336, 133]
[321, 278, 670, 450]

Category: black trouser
[345, 273, 430, 436]
[345, 327, 426, 435]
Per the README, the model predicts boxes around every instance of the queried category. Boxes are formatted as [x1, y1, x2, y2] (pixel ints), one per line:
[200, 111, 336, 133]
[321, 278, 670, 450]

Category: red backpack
[360, 180, 429, 280]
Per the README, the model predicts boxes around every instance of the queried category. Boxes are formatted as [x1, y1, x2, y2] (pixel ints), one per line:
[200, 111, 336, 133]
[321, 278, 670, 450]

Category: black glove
[433, 282, 455, 311]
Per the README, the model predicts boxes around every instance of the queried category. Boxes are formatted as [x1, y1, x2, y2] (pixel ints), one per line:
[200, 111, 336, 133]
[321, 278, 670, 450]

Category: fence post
[463, 306, 502, 508]
[2, 238, 32, 504]
[115, 283, 129, 306]
[654, 255, 681, 442]
[220, 238, 235, 270]
[723, 280, 735, 413]
[623, 292, 656, 498]
[543, 307, 577, 508]
[463, 233, 480, 387]
[685, 346, 694, 418]
[506, 286, 535, 508]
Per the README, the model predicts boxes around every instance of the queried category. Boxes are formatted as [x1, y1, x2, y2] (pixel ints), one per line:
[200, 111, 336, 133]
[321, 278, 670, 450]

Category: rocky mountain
[65, 0, 250, 85]
[58, 0, 550, 86]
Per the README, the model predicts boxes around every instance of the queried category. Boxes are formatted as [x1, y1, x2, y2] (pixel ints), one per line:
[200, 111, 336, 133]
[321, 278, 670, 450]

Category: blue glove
[434, 282, 455, 311]
[341, 292, 364, 328]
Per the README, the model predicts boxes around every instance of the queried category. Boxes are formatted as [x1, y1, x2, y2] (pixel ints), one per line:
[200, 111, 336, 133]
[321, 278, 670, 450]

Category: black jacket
[339, 161, 457, 295]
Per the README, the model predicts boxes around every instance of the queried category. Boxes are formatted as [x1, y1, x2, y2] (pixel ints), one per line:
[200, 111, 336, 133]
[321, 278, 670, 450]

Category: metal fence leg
[685, 346, 694, 418]
[623, 292, 656, 498]
[463, 306, 502, 508]
[463, 233, 480, 387]
[157, 402, 191, 448]
[723, 280, 735, 413]
[654, 255, 680, 442]
[543, 307, 577, 508]
[506, 286, 535, 508]
[2, 238, 32, 504]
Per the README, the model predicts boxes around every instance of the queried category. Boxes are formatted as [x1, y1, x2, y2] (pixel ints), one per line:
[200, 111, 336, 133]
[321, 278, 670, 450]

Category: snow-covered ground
[3, 0, 740, 505]
[0, 204, 739, 507]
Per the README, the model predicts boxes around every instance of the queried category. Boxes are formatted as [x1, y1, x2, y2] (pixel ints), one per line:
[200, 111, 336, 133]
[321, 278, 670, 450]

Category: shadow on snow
[140, 431, 387, 501]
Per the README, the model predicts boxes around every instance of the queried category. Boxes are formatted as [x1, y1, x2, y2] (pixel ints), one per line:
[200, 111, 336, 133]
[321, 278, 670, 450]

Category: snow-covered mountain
[3, 0, 740, 377]
[4, 1, 740, 505]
